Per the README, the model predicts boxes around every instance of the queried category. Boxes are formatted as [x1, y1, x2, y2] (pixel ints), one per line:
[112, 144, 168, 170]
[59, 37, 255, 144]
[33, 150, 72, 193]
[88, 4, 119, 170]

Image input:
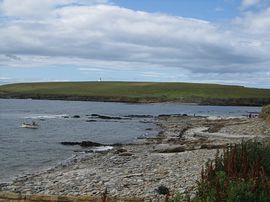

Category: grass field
[0, 81, 270, 106]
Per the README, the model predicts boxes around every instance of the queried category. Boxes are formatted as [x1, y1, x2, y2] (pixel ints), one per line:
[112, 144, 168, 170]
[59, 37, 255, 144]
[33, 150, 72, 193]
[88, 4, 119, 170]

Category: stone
[118, 152, 133, 156]
[86, 120, 97, 122]
[80, 141, 103, 147]
[153, 144, 186, 153]
[156, 185, 170, 195]
[114, 148, 128, 154]
[60, 141, 103, 147]
[72, 115, 80, 118]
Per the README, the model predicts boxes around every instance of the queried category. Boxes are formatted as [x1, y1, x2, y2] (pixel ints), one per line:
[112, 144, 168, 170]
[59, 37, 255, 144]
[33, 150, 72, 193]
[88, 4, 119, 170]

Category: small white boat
[21, 122, 39, 129]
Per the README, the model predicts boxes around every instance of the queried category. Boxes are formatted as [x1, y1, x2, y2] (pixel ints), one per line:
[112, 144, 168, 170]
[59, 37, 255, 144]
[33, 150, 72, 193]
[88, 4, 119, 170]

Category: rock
[86, 120, 97, 122]
[80, 141, 103, 147]
[158, 114, 187, 118]
[200, 144, 226, 150]
[114, 148, 128, 154]
[60, 141, 103, 147]
[61, 142, 80, 146]
[124, 115, 154, 118]
[123, 173, 143, 178]
[73, 150, 94, 153]
[153, 144, 186, 153]
[110, 143, 123, 147]
[158, 114, 171, 118]
[156, 185, 170, 195]
[72, 115, 80, 118]
[179, 126, 190, 138]
[118, 152, 133, 156]
[90, 114, 123, 120]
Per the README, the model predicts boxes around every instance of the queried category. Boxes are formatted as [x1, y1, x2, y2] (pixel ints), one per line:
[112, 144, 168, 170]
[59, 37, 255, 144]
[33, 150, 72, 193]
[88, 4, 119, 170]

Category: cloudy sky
[0, 0, 269, 88]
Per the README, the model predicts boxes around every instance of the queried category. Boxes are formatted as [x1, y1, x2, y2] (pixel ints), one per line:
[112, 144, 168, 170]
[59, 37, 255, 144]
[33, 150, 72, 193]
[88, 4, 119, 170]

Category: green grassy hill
[0, 82, 270, 106]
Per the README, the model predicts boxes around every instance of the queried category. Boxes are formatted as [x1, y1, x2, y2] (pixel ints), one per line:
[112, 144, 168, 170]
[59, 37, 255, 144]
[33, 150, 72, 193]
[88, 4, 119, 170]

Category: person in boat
[32, 121, 37, 126]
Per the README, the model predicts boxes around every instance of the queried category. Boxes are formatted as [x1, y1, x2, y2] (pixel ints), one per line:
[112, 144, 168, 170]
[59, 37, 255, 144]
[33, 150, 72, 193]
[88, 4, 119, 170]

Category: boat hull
[20, 124, 38, 129]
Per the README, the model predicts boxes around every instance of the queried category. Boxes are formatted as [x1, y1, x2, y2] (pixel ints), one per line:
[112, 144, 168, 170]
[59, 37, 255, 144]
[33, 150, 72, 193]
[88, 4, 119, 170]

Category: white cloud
[241, 0, 262, 8]
[0, 76, 11, 80]
[0, 0, 109, 18]
[0, 1, 269, 87]
[234, 7, 270, 35]
[0, 0, 52, 18]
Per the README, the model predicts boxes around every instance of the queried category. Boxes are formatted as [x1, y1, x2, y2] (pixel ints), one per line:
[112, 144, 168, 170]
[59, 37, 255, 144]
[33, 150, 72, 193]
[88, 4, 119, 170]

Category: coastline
[1, 115, 269, 199]
[0, 96, 268, 106]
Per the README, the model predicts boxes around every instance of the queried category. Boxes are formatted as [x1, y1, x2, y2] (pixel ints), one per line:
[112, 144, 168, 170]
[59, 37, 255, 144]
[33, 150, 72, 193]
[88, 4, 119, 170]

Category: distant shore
[1, 94, 269, 106]
[1, 81, 270, 106]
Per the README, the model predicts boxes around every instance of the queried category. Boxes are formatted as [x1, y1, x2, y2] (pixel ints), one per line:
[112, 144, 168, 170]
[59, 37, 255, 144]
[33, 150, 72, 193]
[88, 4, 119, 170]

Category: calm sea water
[0, 99, 261, 182]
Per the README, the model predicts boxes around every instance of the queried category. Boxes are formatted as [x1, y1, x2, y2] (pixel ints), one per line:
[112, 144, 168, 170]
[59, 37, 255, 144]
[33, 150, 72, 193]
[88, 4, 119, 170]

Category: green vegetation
[260, 105, 270, 121]
[191, 141, 270, 202]
[0, 81, 270, 105]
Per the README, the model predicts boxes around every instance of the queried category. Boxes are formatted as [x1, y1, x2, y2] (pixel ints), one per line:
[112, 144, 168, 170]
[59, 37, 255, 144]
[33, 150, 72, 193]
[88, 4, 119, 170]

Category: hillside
[0, 82, 270, 106]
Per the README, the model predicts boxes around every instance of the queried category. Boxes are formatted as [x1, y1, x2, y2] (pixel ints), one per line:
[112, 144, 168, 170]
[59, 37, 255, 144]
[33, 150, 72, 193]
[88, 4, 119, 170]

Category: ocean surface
[0, 99, 261, 182]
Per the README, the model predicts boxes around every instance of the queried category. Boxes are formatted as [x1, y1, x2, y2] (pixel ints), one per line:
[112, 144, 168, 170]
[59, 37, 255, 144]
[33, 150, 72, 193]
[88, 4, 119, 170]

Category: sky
[0, 0, 270, 88]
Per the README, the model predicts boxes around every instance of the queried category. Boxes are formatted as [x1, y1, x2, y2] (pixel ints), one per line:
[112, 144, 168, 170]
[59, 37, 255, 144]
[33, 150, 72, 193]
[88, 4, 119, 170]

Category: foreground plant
[192, 141, 270, 202]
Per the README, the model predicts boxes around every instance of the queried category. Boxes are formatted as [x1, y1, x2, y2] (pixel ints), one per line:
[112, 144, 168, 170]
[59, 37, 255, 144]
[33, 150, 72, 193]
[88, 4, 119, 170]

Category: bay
[0, 99, 261, 182]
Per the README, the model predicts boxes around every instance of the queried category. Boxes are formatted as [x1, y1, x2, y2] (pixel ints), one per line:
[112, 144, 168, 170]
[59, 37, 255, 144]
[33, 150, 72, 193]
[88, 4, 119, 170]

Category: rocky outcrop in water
[90, 114, 124, 120]
[61, 141, 103, 147]
[71, 115, 80, 118]
[124, 115, 154, 118]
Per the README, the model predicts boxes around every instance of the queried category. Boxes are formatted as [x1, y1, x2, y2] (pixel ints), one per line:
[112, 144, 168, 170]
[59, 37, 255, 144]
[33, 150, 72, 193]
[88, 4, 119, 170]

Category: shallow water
[0, 99, 261, 182]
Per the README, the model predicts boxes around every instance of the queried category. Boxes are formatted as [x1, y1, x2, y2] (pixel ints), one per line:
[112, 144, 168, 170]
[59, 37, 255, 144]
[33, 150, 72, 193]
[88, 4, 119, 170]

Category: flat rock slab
[153, 144, 186, 153]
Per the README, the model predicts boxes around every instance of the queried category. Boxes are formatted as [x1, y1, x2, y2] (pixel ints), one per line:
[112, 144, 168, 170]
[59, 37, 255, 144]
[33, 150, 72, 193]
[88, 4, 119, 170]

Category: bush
[260, 105, 270, 121]
[193, 141, 270, 202]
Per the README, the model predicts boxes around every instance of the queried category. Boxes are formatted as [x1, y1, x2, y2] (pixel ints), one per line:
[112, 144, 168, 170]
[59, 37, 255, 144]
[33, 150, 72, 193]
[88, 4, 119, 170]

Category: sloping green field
[0, 82, 270, 105]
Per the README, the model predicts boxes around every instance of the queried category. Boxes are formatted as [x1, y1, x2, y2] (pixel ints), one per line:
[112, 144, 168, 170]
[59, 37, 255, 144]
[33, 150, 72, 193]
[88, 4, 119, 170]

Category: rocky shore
[1, 115, 269, 199]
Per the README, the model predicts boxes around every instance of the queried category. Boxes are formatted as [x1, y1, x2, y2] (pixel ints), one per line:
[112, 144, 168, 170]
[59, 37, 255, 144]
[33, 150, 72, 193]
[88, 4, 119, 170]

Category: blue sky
[111, 0, 240, 21]
[0, 0, 270, 88]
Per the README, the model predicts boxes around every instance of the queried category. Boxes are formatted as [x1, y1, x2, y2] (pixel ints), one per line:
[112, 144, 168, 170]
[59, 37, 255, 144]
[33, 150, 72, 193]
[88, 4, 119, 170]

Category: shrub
[260, 105, 270, 121]
[193, 141, 270, 202]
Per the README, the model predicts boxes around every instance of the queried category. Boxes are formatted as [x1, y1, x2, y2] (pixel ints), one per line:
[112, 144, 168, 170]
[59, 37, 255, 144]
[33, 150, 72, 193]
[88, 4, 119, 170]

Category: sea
[0, 99, 261, 183]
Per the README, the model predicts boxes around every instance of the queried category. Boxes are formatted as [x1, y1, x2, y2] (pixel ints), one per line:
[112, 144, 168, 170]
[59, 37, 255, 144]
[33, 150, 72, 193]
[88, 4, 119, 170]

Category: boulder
[118, 152, 133, 156]
[80, 141, 103, 147]
[153, 144, 186, 153]
[124, 115, 154, 118]
[72, 115, 80, 118]
[156, 185, 170, 195]
[61, 142, 80, 146]
[86, 119, 97, 122]
[200, 144, 226, 150]
[61, 141, 103, 147]
[91, 114, 123, 120]
[114, 148, 128, 154]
